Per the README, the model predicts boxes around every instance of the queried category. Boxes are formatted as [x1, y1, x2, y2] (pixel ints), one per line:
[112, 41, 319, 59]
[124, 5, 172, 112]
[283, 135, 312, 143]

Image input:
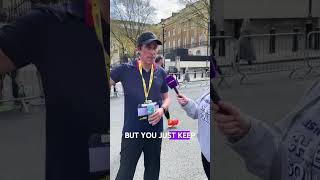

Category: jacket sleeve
[228, 80, 320, 180]
[181, 98, 199, 119]
[228, 116, 281, 180]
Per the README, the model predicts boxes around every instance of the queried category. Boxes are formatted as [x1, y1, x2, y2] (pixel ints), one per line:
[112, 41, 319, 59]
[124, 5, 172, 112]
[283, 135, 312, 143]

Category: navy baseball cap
[137, 32, 162, 46]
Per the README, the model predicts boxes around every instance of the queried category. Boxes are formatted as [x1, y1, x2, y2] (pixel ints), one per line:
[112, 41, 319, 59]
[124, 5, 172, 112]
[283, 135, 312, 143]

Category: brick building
[160, 0, 209, 56]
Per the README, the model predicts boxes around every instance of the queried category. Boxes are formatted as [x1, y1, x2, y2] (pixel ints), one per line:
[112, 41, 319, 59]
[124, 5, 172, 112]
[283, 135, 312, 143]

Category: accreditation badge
[137, 101, 159, 120]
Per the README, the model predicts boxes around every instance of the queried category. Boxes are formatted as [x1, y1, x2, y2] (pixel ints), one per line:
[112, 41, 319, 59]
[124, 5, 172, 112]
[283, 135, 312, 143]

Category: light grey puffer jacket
[229, 80, 320, 180]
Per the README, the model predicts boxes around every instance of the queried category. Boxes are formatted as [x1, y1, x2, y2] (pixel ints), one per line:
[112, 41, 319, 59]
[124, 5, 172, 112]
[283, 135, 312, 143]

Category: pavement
[0, 106, 45, 180]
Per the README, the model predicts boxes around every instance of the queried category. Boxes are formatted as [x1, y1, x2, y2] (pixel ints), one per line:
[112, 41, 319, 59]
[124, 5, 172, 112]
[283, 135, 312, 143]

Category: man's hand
[148, 108, 164, 126]
[214, 101, 251, 140]
[109, 78, 115, 88]
[176, 94, 188, 106]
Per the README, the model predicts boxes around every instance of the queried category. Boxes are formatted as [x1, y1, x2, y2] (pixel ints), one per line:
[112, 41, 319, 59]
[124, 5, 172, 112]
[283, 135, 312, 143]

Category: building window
[168, 41, 171, 48]
[191, 37, 195, 47]
[178, 39, 181, 47]
[173, 28, 175, 36]
[199, 34, 204, 46]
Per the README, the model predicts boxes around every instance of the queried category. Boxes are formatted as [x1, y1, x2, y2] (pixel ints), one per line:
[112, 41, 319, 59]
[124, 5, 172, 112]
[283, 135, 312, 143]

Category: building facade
[158, 0, 210, 72]
[160, 0, 209, 57]
[214, 0, 320, 36]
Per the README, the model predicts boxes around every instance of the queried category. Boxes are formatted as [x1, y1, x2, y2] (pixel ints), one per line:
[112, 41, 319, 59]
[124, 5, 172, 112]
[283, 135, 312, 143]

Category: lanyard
[87, 0, 110, 83]
[85, 3, 110, 180]
[138, 61, 154, 103]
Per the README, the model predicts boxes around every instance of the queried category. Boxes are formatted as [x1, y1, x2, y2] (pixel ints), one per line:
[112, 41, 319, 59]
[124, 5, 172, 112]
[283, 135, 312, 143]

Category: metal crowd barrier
[0, 64, 44, 112]
[236, 32, 308, 83]
[110, 70, 210, 98]
[170, 71, 210, 89]
[110, 83, 124, 98]
[213, 36, 238, 87]
[305, 31, 320, 76]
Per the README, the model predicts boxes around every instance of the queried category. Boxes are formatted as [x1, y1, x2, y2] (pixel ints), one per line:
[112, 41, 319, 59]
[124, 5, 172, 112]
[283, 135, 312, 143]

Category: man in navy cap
[110, 31, 170, 180]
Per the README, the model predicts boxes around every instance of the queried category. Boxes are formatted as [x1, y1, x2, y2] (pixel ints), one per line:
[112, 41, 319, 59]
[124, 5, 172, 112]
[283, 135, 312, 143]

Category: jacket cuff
[227, 116, 263, 153]
[182, 98, 194, 110]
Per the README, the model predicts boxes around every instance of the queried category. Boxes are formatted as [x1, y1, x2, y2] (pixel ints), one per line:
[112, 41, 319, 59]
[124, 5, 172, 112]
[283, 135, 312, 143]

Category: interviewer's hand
[214, 101, 251, 140]
[176, 94, 188, 106]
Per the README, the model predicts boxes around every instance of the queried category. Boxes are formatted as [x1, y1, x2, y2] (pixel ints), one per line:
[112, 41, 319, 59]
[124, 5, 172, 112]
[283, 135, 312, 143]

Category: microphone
[210, 56, 220, 103]
[164, 110, 170, 119]
[165, 75, 181, 96]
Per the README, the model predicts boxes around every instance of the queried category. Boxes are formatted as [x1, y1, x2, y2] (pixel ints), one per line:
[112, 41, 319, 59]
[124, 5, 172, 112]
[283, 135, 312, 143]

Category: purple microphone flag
[165, 75, 178, 88]
[169, 130, 194, 140]
[165, 75, 180, 95]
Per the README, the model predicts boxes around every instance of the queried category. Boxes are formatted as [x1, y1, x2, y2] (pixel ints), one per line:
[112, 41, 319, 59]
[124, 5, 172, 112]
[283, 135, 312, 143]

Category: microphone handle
[164, 110, 170, 119]
[173, 87, 179, 95]
[211, 83, 221, 103]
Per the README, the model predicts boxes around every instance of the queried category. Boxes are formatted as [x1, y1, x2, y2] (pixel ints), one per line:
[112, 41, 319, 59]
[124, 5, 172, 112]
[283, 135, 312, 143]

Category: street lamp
[206, 20, 210, 69]
[161, 22, 166, 68]
[161, 22, 165, 58]
[306, 0, 313, 48]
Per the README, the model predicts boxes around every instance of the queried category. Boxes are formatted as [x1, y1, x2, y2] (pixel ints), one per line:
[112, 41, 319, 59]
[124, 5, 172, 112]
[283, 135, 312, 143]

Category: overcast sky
[150, 0, 185, 23]
[110, 0, 185, 24]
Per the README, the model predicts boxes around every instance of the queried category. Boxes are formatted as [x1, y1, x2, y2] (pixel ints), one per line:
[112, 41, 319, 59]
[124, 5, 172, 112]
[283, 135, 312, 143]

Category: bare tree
[111, 0, 156, 47]
[110, 19, 136, 60]
[178, 0, 209, 30]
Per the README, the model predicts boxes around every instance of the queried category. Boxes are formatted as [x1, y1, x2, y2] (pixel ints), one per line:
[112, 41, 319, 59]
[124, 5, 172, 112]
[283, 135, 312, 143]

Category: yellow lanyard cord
[91, 3, 110, 179]
[91, 0, 110, 83]
[138, 61, 154, 103]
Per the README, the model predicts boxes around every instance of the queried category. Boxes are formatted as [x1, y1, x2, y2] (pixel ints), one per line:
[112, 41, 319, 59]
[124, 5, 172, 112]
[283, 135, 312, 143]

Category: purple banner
[169, 130, 194, 140]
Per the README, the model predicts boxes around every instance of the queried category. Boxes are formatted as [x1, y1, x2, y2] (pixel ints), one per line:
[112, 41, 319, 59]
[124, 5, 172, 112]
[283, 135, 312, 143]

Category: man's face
[139, 41, 159, 65]
[158, 59, 164, 66]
